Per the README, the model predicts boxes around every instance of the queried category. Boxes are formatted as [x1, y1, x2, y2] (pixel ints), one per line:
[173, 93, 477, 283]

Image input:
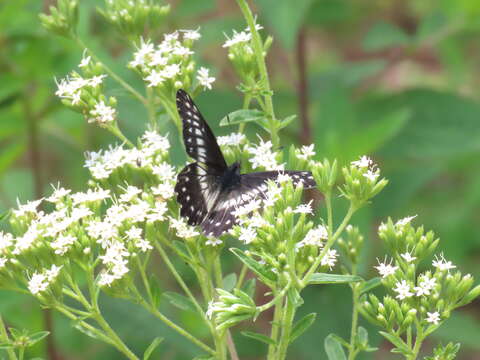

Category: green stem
[275, 297, 296, 360]
[348, 264, 359, 360]
[238, 93, 252, 134]
[236, 264, 248, 289]
[91, 310, 139, 360]
[0, 314, 17, 360]
[146, 87, 157, 127]
[153, 241, 205, 318]
[235, 0, 279, 148]
[74, 37, 147, 106]
[17, 348, 24, 360]
[301, 204, 357, 285]
[407, 330, 424, 360]
[108, 123, 134, 147]
[137, 297, 216, 356]
[267, 290, 283, 360]
[325, 191, 333, 238]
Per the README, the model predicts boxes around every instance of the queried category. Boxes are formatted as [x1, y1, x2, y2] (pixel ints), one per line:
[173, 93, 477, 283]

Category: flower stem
[0, 314, 17, 360]
[301, 204, 357, 285]
[74, 37, 148, 106]
[407, 327, 424, 360]
[236, 264, 248, 289]
[348, 264, 360, 360]
[267, 290, 284, 360]
[146, 87, 157, 127]
[107, 123, 134, 147]
[235, 0, 279, 148]
[275, 297, 296, 360]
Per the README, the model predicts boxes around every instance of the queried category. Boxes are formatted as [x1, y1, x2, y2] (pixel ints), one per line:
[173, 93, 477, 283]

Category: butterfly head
[220, 161, 242, 190]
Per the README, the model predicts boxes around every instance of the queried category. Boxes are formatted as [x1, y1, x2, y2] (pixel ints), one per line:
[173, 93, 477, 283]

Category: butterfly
[175, 89, 316, 237]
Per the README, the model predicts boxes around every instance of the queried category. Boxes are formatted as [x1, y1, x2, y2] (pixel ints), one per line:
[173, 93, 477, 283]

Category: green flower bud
[39, 0, 78, 38]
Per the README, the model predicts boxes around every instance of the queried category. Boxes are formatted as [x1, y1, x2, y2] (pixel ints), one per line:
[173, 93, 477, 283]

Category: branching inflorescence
[0, 1, 477, 360]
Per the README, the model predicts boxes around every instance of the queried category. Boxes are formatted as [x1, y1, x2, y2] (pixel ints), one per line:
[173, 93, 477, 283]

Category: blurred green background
[1, 0, 479, 359]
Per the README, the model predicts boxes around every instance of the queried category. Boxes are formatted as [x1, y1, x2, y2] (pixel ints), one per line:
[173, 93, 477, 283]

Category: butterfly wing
[201, 170, 316, 236]
[176, 89, 227, 174]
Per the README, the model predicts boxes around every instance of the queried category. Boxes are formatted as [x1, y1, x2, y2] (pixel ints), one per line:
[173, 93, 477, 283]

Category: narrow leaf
[242, 278, 256, 298]
[324, 334, 347, 360]
[379, 331, 412, 355]
[163, 292, 197, 313]
[27, 331, 50, 346]
[241, 331, 275, 345]
[219, 109, 264, 126]
[230, 248, 277, 283]
[143, 337, 163, 360]
[308, 273, 363, 285]
[360, 277, 382, 295]
[290, 313, 316, 343]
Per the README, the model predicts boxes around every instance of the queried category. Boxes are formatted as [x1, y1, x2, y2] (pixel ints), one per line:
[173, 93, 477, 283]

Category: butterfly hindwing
[176, 89, 227, 174]
[201, 170, 316, 236]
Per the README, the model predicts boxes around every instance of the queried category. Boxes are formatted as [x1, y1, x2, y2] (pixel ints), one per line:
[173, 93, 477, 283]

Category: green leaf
[359, 277, 382, 295]
[230, 248, 277, 283]
[223, 273, 237, 292]
[287, 288, 304, 308]
[148, 276, 162, 309]
[290, 313, 316, 343]
[324, 334, 347, 360]
[143, 337, 163, 360]
[242, 278, 256, 298]
[73, 322, 109, 343]
[163, 292, 197, 313]
[278, 115, 297, 130]
[357, 326, 368, 345]
[27, 331, 50, 346]
[379, 331, 412, 355]
[241, 331, 275, 345]
[0, 343, 13, 349]
[308, 273, 363, 285]
[219, 109, 264, 126]
[256, 0, 314, 49]
[363, 22, 410, 51]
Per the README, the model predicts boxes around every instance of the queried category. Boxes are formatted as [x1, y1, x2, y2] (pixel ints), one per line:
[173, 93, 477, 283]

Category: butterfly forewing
[176, 89, 227, 174]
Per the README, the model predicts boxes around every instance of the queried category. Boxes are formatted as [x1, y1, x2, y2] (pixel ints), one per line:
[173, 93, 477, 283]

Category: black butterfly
[175, 89, 316, 237]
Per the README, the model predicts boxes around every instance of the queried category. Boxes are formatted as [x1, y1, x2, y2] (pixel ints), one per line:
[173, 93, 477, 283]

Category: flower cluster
[360, 217, 480, 356]
[129, 30, 215, 94]
[341, 156, 388, 209]
[98, 0, 170, 37]
[0, 130, 180, 300]
[39, 0, 79, 38]
[55, 51, 117, 126]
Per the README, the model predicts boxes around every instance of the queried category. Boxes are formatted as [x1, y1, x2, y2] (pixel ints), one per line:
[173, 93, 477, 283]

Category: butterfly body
[175, 89, 316, 237]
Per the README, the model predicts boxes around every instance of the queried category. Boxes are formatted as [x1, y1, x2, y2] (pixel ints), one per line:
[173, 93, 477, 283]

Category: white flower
[393, 280, 414, 300]
[246, 139, 282, 170]
[169, 217, 199, 239]
[223, 31, 252, 48]
[217, 133, 246, 146]
[135, 238, 153, 252]
[294, 201, 313, 215]
[206, 237, 223, 246]
[0, 257, 8, 268]
[401, 251, 417, 263]
[396, 215, 417, 227]
[125, 226, 142, 240]
[151, 162, 176, 181]
[98, 272, 117, 287]
[71, 188, 110, 204]
[88, 74, 107, 87]
[297, 145, 316, 160]
[46, 264, 62, 281]
[46, 185, 71, 203]
[414, 274, 436, 296]
[239, 227, 256, 244]
[363, 169, 379, 182]
[196, 67, 215, 90]
[130, 39, 155, 68]
[233, 199, 261, 218]
[141, 131, 170, 153]
[172, 45, 193, 57]
[28, 273, 48, 295]
[351, 156, 373, 169]
[432, 254, 456, 271]
[0, 232, 14, 251]
[145, 70, 164, 87]
[51, 234, 76, 255]
[301, 226, 328, 248]
[147, 202, 168, 223]
[374, 258, 398, 278]
[79, 51, 91, 68]
[119, 185, 142, 203]
[13, 199, 43, 217]
[89, 101, 116, 124]
[161, 64, 180, 79]
[182, 29, 201, 41]
[426, 311, 441, 325]
[321, 249, 338, 269]
[151, 183, 175, 200]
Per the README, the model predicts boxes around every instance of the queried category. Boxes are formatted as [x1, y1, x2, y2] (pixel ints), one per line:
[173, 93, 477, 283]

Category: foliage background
[0, 0, 479, 358]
